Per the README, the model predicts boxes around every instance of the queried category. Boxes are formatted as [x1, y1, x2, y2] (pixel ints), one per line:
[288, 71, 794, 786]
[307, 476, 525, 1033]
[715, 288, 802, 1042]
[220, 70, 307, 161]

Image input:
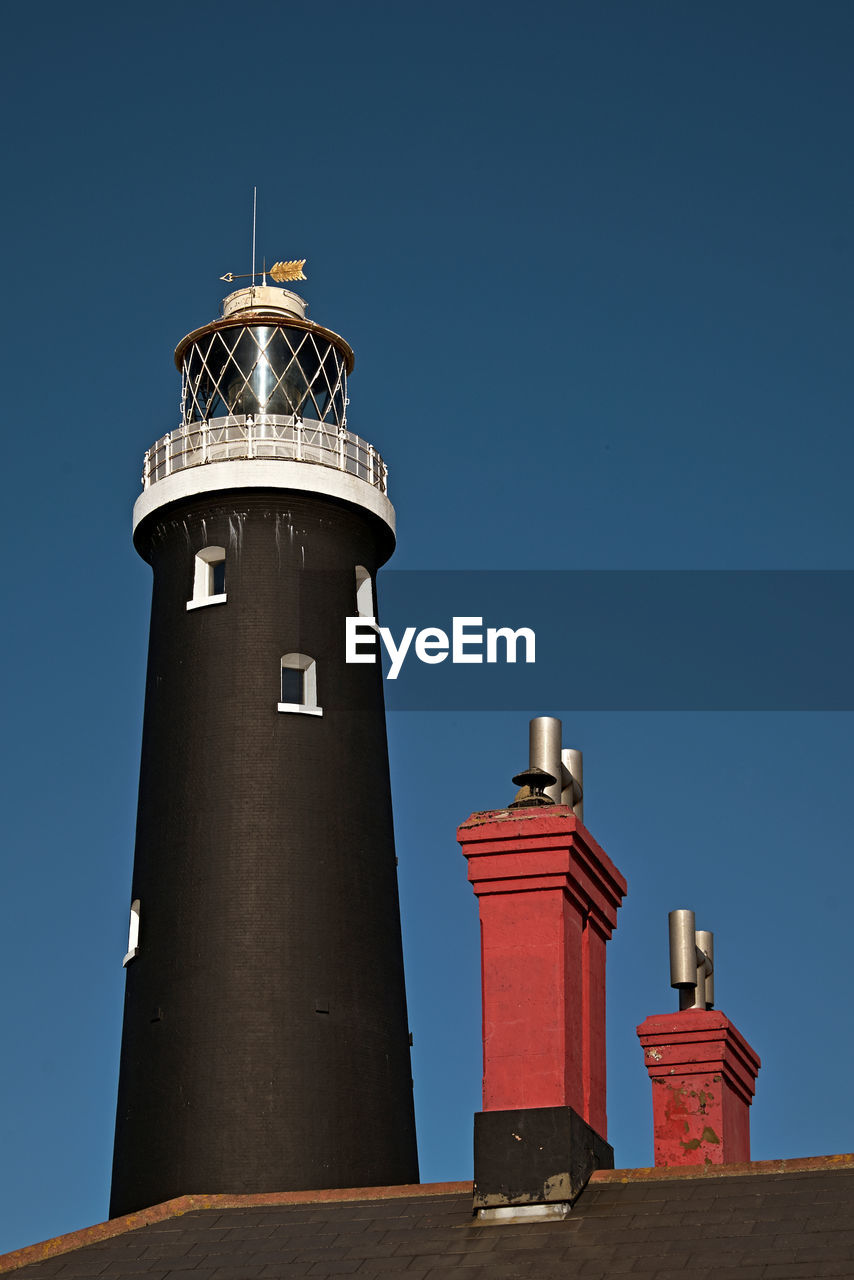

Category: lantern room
[175, 285, 354, 427]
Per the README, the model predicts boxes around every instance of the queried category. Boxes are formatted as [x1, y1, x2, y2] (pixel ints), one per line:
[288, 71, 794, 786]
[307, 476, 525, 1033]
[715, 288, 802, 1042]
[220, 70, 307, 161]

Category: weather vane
[220, 187, 306, 285]
[220, 260, 307, 285]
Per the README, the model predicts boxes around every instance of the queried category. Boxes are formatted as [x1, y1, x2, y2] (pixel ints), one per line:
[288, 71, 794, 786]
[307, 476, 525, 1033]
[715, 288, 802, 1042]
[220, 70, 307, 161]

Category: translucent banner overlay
[348, 571, 854, 711]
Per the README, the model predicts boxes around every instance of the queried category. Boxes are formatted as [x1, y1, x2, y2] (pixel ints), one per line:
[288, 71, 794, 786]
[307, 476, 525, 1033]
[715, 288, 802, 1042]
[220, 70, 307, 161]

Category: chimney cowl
[509, 766, 557, 807]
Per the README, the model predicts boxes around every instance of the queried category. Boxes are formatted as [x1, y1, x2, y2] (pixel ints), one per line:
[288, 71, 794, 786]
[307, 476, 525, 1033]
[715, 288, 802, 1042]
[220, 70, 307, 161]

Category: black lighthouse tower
[110, 278, 419, 1217]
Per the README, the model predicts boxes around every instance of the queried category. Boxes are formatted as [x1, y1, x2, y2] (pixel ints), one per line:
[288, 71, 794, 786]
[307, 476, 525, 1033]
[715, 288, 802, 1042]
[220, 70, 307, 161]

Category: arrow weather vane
[221, 187, 306, 285]
[220, 260, 307, 284]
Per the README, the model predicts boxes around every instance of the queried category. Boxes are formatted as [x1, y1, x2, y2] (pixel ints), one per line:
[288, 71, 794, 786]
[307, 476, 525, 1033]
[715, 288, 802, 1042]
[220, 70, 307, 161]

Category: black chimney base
[473, 1106, 614, 1210]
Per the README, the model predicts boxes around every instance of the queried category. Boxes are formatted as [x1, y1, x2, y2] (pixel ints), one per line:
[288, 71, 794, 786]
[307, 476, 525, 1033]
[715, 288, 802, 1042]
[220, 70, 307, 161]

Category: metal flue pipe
[669, 909, 714, 1011]
[528, 718, 584, 817]
[529, 717, 563, 804]
[561, 747, 583, 820]
[696, 929, 714, 1009]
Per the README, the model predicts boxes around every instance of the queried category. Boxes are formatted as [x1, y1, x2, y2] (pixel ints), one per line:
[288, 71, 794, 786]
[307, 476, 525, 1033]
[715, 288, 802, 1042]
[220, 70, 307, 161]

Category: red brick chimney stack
[458, 724, 627, 1214]
[637, 910, 761, 1166]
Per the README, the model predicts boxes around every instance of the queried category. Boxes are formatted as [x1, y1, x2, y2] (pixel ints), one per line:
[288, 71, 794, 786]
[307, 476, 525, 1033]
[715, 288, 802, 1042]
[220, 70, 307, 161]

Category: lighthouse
[110, 273, 419, 1217]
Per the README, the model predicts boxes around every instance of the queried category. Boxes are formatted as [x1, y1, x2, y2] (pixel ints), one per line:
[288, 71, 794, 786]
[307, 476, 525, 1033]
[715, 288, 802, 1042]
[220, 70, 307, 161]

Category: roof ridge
[0, 1181, 473, 1275]
[591, 1151, 854, 1184]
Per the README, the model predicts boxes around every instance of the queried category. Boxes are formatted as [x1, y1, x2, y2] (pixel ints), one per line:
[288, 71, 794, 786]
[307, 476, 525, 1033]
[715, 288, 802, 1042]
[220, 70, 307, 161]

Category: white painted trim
[123, 900, 141, 967]
[133, 458, 396, 538]
[355, 565, 374, 617]
[280, 652, 320, 714]
[277, 702, 323, 716]
[190, 545, 226, 605]
[186, 594, 227, 611]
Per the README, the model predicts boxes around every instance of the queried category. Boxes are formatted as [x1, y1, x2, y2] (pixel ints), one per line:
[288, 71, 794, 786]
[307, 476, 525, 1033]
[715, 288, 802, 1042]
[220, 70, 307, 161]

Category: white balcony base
[133, 457, 395, 538]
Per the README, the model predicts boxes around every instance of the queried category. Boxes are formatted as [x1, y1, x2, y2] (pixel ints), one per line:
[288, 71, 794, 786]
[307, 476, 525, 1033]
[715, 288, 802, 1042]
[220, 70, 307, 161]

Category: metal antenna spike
[251, 186, 257, 287]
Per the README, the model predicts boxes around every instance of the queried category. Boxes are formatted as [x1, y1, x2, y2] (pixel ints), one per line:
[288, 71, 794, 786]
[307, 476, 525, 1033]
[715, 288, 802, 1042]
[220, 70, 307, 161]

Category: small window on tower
[281, 666, 303, 703]
[355, 566, 374, 619]
[187, 546, 227, 610]
[278, 653, 322, 716]
[123, 899, 140, 967]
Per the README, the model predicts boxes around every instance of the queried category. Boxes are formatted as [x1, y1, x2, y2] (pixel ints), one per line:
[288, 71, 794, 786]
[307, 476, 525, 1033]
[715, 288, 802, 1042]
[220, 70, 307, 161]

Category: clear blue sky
[2, 0, 853, 1255]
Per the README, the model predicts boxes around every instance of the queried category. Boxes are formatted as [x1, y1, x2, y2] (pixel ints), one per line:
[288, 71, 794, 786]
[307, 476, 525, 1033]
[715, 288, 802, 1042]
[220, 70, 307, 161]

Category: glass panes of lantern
[181, 325, 347, 427]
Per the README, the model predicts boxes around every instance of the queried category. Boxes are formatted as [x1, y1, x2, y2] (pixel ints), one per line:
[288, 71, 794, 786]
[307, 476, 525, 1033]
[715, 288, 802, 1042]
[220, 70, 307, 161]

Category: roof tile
[4, 1166, 854, 1279]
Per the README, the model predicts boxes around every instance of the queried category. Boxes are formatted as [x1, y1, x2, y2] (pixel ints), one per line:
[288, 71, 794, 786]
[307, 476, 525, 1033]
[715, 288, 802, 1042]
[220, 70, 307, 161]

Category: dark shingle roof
[3, 1158, 854, 1280]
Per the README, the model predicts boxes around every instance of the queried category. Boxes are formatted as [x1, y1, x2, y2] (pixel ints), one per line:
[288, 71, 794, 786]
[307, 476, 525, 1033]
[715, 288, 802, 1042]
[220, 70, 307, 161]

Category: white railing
[142, 415, 388, 495]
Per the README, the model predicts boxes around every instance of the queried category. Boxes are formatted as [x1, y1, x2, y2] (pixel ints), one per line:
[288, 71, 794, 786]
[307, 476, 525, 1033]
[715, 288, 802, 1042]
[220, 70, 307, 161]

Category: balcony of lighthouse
[142, 418, 387, 494]
[140, 284, 388, 497]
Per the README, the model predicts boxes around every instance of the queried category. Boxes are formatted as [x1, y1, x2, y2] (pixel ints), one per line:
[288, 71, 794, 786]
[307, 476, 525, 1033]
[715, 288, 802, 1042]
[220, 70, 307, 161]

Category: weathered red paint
[459, 805, 626, 1137]
[636, 1010, 761, 1167]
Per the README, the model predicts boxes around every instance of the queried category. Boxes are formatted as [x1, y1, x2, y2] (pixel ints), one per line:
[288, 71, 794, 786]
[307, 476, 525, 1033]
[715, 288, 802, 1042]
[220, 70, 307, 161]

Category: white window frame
[355, 565, 374, 618]
[278, 653, 322, 716]
[187, 546, 227, 610]
[123, 899, 140, 967]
